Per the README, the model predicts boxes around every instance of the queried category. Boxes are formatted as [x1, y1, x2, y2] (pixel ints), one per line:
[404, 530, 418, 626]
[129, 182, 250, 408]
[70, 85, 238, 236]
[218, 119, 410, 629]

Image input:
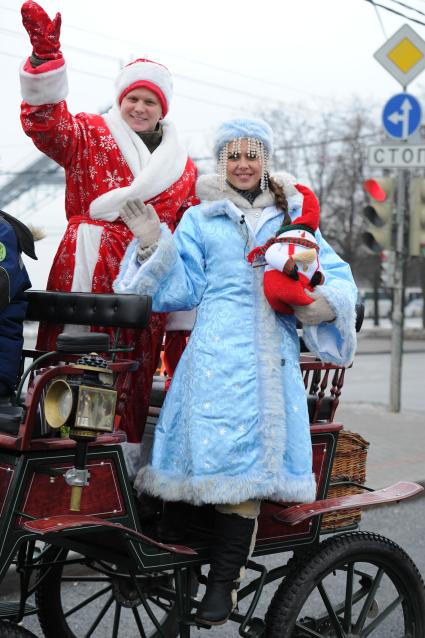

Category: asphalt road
[344, 339, 425, 412]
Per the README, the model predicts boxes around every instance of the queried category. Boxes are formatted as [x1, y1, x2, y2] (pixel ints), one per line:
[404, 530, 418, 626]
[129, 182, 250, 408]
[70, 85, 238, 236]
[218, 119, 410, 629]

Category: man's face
[120, 87, 162, 133]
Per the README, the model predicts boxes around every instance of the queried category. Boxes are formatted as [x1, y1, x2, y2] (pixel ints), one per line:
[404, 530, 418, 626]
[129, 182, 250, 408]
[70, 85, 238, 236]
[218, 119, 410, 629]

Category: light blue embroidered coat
[114, 173, 357, 506]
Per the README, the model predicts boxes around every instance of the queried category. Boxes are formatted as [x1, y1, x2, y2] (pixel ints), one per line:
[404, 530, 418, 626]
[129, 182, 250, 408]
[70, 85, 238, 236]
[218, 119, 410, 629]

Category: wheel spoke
[294, 622, 324, 637]
[132, 607, 148, 638]
[317, 582, 346, 638]
[64, 585, 112, 617]
[353, 567, 384, 633]
[140, 594, 168, 638]
[360, 594, 404, 637]
[112, 602, 122, 638]
[267, 535, 424, 638]
[343, 563, 354, 631]
[83, 594, 115, 638]
[146, 595, 174, 612]
[132, 576, 168, 638]
[36, 552, 184, 638]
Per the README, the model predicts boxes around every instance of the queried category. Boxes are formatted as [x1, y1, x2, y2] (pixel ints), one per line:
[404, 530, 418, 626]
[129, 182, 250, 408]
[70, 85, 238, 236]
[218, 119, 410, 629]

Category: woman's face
[120, 87, 162, 133]
[225, 139, 262, 191]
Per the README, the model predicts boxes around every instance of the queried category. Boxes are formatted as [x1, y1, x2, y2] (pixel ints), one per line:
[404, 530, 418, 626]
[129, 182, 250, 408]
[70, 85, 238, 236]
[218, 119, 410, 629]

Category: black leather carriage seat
[25, 291, 152, 330]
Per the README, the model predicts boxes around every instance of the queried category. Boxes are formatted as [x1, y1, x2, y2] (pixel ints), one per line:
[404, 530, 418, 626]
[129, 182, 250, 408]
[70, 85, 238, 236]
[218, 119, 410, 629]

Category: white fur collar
[89, 105, 187, 222]
[196, 171, 298, 210]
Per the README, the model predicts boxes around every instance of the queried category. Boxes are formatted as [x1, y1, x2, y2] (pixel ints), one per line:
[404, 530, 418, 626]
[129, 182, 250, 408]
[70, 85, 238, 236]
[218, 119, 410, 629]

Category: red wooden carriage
[0, 291, 423, 638]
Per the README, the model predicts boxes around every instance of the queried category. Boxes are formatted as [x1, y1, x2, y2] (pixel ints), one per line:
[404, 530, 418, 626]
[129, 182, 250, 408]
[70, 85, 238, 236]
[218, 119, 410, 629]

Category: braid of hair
[268, 175, 291, 226]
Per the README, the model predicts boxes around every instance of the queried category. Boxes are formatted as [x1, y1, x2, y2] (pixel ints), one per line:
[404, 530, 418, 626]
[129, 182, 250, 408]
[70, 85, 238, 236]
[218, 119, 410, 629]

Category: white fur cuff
[302, 284, 357, 365]
[20, 61, 68, 106]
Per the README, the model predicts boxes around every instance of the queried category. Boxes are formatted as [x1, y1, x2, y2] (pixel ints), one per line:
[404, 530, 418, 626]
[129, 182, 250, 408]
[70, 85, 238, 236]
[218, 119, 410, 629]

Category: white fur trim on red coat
[20, 59, 68, 106]
[90, 107, 187, 221]
[114, 60, 173, 108]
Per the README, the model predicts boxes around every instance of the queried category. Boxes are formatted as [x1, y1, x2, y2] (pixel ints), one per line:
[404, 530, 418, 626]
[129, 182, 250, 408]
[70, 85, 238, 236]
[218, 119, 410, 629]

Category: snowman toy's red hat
[289, 184, 320, 232]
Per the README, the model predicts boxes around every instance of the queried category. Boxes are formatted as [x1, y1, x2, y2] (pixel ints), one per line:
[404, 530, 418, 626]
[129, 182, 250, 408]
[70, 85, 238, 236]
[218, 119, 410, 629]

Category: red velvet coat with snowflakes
[20, 60, 198, 444]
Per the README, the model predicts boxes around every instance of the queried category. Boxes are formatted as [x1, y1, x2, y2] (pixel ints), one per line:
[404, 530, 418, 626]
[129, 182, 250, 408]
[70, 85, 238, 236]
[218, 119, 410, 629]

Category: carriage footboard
[273, 481, 423, 526]
[22, 514, 197, 556]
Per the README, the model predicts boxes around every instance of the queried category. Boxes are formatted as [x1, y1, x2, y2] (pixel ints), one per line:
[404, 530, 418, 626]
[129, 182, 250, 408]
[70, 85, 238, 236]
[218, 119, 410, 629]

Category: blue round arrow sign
[382, 93, 422, 139]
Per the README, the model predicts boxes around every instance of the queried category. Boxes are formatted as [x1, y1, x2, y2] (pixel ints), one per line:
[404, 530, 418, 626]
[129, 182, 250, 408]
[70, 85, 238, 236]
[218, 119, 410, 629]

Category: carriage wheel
[265, 531, 425, 637]
[36, 547, 197, 638]
[0, 621, 37, 637]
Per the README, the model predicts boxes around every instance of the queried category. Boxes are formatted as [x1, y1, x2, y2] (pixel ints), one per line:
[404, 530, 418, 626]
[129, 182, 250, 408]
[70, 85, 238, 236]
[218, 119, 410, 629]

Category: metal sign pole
[389, 168, 407, 411]
[372, 26, 425, 411]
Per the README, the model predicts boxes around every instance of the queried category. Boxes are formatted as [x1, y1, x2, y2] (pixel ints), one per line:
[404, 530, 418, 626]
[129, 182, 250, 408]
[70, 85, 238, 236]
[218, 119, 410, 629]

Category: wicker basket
[321, 430, 369, 531]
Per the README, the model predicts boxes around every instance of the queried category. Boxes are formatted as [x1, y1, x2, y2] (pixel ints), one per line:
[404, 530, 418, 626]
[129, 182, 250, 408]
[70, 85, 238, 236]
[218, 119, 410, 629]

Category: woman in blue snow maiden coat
[114, 118, 358, 626]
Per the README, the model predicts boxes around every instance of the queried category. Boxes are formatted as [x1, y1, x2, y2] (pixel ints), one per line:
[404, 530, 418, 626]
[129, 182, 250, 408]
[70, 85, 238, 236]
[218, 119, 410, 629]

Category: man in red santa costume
[19, 1, 198, 478]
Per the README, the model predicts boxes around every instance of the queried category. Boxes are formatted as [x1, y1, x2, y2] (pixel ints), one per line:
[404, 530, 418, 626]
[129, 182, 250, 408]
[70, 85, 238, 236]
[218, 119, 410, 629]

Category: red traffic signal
[362, 178, 395, 252]
[363, 179, 388, 202]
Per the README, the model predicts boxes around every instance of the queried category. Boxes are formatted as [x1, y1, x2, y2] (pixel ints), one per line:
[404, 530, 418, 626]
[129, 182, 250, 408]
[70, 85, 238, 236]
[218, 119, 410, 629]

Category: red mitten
[264, 270, 315, 314]
[21, 1, 62, 60]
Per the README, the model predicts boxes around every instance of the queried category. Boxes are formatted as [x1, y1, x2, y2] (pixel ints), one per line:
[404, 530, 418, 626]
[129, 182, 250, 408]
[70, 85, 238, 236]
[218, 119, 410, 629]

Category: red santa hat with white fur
[115, 58, 173, 117]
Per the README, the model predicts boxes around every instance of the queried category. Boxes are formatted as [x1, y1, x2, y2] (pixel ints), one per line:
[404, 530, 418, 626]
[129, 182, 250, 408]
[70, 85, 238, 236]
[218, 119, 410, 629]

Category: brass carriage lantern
[44, 354, 117, 511]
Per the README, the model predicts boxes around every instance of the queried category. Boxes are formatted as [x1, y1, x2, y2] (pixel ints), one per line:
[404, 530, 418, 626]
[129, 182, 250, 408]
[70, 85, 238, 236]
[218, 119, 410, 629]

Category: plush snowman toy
[247, 184, 324, 315]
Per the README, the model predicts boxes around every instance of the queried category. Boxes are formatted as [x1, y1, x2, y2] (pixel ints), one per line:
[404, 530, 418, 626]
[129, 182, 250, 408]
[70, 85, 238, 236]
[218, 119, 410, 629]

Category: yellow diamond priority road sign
[374, 24, 425, 87]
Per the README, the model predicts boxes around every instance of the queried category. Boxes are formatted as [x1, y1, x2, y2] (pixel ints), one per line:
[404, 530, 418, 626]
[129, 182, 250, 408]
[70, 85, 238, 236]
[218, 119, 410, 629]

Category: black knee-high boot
[195, 511, 256, 626]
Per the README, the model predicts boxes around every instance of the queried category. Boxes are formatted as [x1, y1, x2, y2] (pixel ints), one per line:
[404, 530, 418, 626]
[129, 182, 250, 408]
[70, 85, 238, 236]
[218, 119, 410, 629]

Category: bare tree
[262, 100, 380, 266]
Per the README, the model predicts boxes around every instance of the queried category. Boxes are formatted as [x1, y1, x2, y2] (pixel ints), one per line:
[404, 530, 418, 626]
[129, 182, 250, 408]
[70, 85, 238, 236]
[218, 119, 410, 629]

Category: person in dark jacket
[0, 210, 36, 400]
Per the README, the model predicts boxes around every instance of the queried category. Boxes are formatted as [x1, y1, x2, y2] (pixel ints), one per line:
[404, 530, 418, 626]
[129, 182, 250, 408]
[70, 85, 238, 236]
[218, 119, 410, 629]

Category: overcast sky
[2, 0, 425, 286]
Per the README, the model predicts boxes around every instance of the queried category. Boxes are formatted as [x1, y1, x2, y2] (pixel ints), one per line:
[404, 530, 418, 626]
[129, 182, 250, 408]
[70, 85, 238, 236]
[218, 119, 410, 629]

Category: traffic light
[380, 249, 395, 288]
[362, 178, 395, 253]
[409, 177, 425, 256]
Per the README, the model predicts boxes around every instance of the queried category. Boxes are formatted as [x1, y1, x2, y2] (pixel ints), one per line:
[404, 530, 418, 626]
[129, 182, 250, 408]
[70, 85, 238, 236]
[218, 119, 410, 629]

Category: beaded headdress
[214, 118, 274, 192]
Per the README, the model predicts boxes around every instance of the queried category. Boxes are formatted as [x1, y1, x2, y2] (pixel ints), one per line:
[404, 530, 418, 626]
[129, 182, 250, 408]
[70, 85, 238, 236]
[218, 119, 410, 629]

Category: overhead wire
[0, 49, 256, 113]
[364, 0, 425, 26]
[0, 3, 330, 103]
[370, 0, 425, 37]
[0, 132, 381, 171]
[0, 4, 384, 172]
[0, 22, 314, 111]
[0, 24, 313, 108]
[175, 73, 290, 108]
[372, 2, 388, 36]
[386, 0, 425, 18]
[0, 26, 120, 62]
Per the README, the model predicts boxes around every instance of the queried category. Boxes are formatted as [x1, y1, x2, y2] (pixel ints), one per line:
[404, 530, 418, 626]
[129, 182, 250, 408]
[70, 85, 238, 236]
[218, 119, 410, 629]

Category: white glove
[293, 289, 336, 325]
[120, 199, 161, 248]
